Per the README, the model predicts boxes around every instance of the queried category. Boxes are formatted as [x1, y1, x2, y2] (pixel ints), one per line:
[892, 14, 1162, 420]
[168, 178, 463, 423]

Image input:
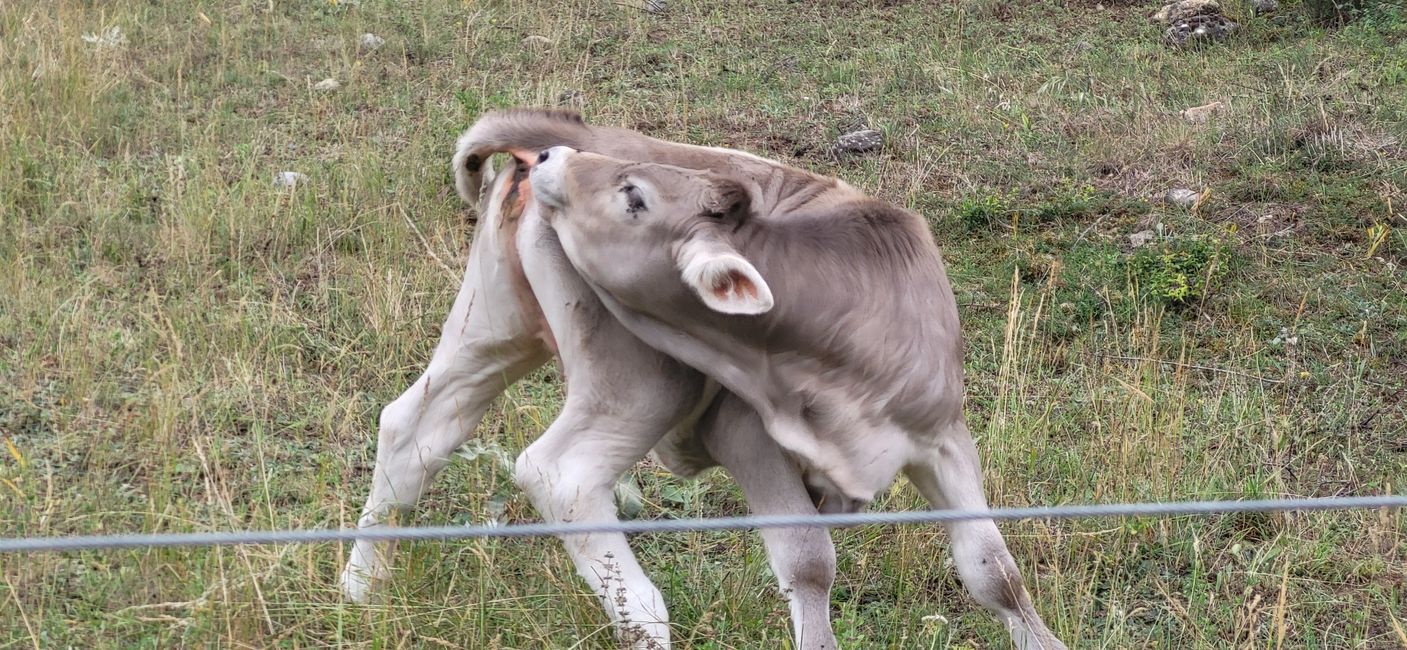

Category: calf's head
[529, 146, 773, 315]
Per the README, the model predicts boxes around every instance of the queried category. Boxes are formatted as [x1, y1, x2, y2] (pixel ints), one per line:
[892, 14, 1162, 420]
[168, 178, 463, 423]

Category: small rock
[832, 129, 883, 156]
[1072, 40, 1096, 53]
[557, 89, 584, 106]
[1165, 188, 1200, 207]
[358, 33, 385, 50]
[521, 34, 552, 49]
[1151, 0, 1222, 25]
[1129, 230, 1157, 248]
[273, 171, 309, 189]
[1180, 100, 1226, 124]
[313, 78, 340, 91]
[1269, 326, 1298, 346]
[1164, 14, 1238, 48]
[1153, 0, 1237, 48]
[1251, 0, 1278, 15]
[81, 26, 126, 50]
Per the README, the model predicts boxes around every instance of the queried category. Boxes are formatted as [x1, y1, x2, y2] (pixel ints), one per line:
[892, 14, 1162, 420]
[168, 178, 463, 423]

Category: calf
[528, 144, 1065, 649]
[344, 110, 848, 649]
[341, 109, 1063, 649]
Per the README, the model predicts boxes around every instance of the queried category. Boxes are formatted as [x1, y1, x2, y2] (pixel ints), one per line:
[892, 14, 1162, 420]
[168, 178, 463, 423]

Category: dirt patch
[1090, 160, 1155, 198]
[1220, 202, 1307, 242]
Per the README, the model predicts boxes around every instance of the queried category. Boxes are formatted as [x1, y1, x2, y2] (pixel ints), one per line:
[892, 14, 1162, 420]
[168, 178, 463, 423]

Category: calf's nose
[529, 146, 575, 209]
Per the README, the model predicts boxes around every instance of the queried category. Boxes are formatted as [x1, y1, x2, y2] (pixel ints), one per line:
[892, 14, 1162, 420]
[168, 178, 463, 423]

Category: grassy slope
[1, 0, 1404, 647]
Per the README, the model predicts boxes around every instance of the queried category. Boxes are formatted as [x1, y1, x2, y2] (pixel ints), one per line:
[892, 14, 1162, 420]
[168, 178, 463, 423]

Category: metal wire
[1, 495, 1403, 554]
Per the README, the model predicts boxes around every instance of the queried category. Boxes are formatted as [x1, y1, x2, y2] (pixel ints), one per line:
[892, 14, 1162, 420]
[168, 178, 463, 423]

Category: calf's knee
[512, 446, 551, 501]
[513, 444, 594, 506]
[375, 397, 419, 448]
[774, 530, 836, 593]
[955, 543, 1030, 614]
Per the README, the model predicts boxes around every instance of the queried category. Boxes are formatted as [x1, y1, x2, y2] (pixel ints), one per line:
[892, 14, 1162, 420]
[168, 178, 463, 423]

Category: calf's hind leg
[905, 426, 1066, 650]
[341, 172, 550, 602]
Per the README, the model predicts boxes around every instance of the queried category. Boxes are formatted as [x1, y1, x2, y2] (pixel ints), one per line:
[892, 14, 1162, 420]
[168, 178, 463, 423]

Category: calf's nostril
[537, 150, 551, 164]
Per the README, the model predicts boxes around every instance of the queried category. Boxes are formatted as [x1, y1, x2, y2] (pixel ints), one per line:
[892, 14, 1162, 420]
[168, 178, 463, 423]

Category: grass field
[2, 0, 1406, 647]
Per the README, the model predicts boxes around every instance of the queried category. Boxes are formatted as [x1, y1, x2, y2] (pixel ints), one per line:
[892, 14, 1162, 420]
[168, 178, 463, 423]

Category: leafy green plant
[959, 185, 1146, 233]
[1023, 183, 1101, 225]
[1128, 233, 1233, 305]
[1046, 243, 1124, 338]
[956, 193, 1009, 231]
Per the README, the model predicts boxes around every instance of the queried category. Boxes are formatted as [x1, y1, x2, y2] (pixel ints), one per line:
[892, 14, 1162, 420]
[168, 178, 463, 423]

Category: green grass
[2, 0, 1405, 647]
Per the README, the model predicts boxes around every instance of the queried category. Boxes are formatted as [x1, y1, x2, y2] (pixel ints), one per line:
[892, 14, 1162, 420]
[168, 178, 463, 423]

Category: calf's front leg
[701, 394, 839, 650]
[514, 403, 685, 649]
[905, 425, 1066, 650]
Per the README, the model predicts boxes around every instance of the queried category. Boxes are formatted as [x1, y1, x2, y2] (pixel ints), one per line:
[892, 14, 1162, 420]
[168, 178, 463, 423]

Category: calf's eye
[621, 185, 646, 214]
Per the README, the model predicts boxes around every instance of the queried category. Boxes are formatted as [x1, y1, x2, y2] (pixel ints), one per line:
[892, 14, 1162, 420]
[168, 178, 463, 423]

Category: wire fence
[2, 494, 1404, 554]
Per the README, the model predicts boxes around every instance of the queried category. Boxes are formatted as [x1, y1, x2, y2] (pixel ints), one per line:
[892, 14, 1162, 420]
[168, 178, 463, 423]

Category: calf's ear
[677, 240, 774, 315]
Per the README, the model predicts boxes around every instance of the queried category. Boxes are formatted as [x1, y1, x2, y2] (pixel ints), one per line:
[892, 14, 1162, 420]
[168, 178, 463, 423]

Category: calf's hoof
[339, 563, 385, 603]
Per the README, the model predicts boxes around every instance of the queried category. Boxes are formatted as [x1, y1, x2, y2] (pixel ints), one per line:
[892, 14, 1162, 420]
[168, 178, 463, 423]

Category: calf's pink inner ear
[677, 240, 773, 315]
[712, 270, 760, 301]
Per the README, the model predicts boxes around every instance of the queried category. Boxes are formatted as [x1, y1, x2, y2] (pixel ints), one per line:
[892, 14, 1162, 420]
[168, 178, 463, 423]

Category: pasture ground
[2, 0, 1405, 647]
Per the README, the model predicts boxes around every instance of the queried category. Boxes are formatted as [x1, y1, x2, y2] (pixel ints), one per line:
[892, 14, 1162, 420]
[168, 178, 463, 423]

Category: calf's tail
[452, 109, 594, 205]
